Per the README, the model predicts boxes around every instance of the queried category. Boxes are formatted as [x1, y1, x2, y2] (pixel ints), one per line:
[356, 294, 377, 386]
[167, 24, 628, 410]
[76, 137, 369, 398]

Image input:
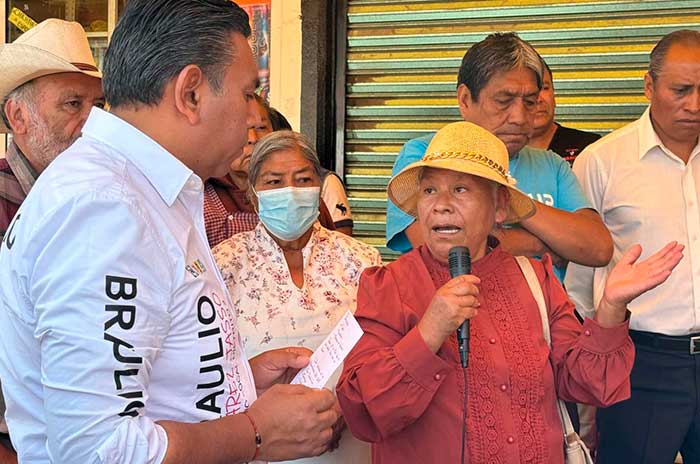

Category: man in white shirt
[0, 1, 338, 463]
[566, 29, 700, 463]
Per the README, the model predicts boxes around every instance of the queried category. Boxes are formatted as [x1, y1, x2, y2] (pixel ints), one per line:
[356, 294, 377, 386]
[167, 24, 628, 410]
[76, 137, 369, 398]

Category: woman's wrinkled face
[254, 148, 321, 192]
[416, 168, 508, 263]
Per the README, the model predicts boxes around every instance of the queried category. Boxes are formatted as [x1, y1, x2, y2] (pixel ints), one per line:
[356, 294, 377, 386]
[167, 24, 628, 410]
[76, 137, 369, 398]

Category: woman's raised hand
[417, 275, 481, 353]
[597, 241, 684, 327]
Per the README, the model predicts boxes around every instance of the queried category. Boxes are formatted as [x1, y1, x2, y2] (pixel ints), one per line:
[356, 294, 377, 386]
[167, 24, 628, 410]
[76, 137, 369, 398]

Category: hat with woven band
[0, 18, 102, 133]
[387, 121, 536, 224]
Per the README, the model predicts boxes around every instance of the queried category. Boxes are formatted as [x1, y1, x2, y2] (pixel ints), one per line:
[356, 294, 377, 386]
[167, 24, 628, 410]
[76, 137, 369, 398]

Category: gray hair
[248, 130, 322, 187]
[1, 81, 36, 132]
[457, 32, 543, 101]
[649, 29, 700, 80]
[103, 0, 251, 108]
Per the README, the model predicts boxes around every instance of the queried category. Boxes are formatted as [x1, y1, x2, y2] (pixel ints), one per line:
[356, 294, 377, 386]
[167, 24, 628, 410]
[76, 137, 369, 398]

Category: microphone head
[448, 246, 471, 278]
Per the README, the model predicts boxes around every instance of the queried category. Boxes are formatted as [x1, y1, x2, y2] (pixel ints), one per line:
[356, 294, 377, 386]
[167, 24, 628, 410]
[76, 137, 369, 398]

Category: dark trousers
[597, 340, 700, 463]
[565, 401, 580, 433]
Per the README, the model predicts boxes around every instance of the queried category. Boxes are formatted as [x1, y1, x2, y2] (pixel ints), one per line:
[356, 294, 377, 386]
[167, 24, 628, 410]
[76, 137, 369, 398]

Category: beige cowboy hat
[0, 18, 102, 133]
[388, 121, 536, 224]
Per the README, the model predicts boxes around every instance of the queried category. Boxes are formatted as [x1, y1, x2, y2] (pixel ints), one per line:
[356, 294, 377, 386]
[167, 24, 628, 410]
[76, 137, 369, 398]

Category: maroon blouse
[337, 244, 633, 464]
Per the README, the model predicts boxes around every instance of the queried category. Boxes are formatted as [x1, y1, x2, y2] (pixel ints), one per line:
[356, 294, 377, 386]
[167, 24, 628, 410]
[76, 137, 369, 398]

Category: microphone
[448, 246, 471, 368]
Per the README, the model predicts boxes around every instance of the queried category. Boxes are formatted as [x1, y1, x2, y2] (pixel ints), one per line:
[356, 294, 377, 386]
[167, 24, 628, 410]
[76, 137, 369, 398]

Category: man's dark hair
[649, 29, 700, 80]
[103, 0, 251, 108]
[457, 32, 543, 101]
[269, 107, 292, 131]
[251, 94, 292, 131]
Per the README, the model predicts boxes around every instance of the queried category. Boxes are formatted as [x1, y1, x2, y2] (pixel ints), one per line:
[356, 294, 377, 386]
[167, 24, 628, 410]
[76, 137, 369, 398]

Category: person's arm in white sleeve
[31, 195, 173, 463]
[31, 194, 338, 464]
[565, 148, 608, 318]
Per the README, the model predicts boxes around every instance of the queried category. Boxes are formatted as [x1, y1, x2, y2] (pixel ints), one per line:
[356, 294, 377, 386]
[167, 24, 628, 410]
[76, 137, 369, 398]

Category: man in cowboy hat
[0, 18, 103, 463]
[0, 18, 104, 239]
[386, 32, 612, 283]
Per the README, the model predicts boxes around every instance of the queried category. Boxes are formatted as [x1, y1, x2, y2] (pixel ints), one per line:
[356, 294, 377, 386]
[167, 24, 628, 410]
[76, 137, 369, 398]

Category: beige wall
[269, 0, 301, 131]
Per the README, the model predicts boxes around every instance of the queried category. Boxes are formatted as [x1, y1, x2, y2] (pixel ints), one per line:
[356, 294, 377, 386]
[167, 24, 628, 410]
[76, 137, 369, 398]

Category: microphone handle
[448, 246, 471, 368]
[458, 319, 469, 368]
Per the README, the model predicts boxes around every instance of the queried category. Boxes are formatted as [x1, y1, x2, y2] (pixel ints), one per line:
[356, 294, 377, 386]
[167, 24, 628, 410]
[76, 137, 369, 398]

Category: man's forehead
[486, 68, 539, 92]
[32, 72, 102, 94]
[231, 33, 257, 70]
[239, 60, 259, 89]
[659, 43, 700, 73]
[491, 86, 539, 98]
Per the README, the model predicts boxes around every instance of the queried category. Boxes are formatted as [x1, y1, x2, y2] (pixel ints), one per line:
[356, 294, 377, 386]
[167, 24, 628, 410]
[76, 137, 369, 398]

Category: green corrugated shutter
[341, 0, 700, 259]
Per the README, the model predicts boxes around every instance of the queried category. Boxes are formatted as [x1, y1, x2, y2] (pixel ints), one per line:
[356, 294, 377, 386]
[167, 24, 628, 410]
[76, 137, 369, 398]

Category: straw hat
[0, 19, 102, 133]
[388, 121, 536, 224]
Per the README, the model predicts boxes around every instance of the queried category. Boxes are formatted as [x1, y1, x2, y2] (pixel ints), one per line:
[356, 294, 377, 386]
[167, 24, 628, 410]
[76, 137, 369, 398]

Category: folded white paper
[291, 310, 364, 389]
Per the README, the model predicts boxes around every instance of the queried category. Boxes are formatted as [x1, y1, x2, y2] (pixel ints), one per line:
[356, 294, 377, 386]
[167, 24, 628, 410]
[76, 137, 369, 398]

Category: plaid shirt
[203, 180, 258, 248]
[0, 142, 37, 241]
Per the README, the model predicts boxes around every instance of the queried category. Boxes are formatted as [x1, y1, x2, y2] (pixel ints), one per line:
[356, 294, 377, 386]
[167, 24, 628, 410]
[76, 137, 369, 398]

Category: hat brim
[0, 43, 102, 133]
[387, 158, 536, 225]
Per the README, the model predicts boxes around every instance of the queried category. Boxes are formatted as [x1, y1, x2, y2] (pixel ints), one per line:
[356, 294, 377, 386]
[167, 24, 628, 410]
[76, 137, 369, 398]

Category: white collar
[80, 107, 197, 206]
[639, 106, 700, 164]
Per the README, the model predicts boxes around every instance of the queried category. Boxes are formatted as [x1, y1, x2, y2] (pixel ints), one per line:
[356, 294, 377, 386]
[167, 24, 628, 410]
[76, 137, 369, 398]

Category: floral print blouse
[212, 222, 382, 464]
[212, 222, 382, 360]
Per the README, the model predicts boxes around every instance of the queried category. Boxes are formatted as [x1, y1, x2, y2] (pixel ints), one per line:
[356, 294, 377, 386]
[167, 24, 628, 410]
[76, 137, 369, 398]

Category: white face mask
[254, 186, 320, 241]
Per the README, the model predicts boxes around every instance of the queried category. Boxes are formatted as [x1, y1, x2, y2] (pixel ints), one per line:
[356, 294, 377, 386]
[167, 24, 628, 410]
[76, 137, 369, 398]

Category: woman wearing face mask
[212, 130, 381, 464]
[203, 95, 336, 248]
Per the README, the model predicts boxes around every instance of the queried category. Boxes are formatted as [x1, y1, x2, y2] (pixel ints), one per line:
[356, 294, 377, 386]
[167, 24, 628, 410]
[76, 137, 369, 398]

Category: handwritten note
[291, 310, 363, 389]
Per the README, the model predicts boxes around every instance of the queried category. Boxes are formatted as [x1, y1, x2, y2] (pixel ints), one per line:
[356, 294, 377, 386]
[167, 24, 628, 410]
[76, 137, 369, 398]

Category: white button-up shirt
[566, 107, 700, 335]
[0, 108, 257, 463]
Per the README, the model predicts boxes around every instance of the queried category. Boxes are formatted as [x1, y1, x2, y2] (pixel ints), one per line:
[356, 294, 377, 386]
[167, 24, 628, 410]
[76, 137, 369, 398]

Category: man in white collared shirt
[566, 30, 700, 463]
[0, 1, 338, 463]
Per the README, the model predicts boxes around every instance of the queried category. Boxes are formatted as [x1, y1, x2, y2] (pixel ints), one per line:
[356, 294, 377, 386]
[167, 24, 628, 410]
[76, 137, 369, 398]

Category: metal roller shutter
[340, 0, 700, 259]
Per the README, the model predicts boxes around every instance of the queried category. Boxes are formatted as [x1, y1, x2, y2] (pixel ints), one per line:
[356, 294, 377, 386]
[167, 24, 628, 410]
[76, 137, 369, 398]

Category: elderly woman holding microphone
[337, 122, 684, 464]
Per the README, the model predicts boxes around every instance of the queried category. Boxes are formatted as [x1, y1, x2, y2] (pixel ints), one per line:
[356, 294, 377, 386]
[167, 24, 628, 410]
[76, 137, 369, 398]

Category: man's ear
[643, 72, 655, 102]
[457, 84, 473, 121]
[4, 98, 30, 135]
[173, 64, 207, 125]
